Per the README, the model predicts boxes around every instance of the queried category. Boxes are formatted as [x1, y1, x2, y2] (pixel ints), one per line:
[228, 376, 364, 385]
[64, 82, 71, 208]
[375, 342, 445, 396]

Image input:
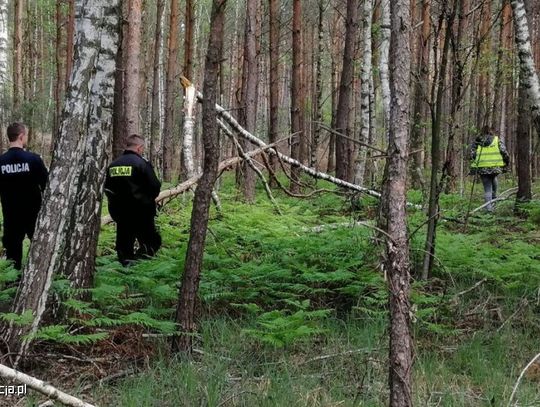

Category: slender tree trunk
[0, 0, 8, 151]
[379, 0, 413, 402]
[290, 0, 304, 192]
[492, 0, 512, 132]
[162, 0, 180, 181]
[409, 0, 431, 189]
[311, 0, 324, 169]
[237, 0, 259, 202]
[184, 0, 194, 81]
[422, 6, 454, 280]
[150, 0, 165, 169]
[516, 76, 532, 206]
[0, 0, 120, 366]
[379, 0, 391, 132]
[13, 0, 23, 117]
[65, 0, 75, 89]
[124, 0, 142, 136]
[112, 1, 127, 159]
[334, 0, 358, 182]
[511, 0, 540, 136]
[476, 0, 492, 128]
[268, 0, 280, 182]
[354, 0, 372, 185]
[53, 0, 63, 145]
[172, 0, 226, 354]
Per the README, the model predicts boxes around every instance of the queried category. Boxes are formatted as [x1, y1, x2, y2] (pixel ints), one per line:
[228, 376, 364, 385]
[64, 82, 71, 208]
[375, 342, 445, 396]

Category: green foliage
[30, 325, 108, 345]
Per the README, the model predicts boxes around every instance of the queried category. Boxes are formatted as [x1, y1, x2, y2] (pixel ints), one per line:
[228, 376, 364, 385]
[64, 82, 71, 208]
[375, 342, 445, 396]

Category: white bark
[511, 0, 540, 134]
[354, 0, 373, 184]
[0, 363, 95, 407]
[1, 0, 120, 366]
[182, 79, 197, 178]
[379, 0, 391, 131]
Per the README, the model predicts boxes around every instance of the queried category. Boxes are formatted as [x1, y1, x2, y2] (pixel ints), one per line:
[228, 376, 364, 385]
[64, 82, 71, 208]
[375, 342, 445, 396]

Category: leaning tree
[1, 0, 120, 367]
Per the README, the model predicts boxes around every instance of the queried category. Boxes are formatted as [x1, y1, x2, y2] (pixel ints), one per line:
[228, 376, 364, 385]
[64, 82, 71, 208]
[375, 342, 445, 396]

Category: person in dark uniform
[0, 122, 48, 270]
[104, 134, 161, 266]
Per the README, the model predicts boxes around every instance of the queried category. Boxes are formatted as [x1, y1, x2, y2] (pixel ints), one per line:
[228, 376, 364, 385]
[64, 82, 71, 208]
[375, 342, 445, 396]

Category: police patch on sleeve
[109, 166, 133, 177]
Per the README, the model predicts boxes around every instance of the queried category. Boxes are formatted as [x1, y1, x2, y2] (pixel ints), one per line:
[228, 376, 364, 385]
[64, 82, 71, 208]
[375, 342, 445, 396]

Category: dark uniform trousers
[114, 209, 161, 266]
[2, 210, 39, 270]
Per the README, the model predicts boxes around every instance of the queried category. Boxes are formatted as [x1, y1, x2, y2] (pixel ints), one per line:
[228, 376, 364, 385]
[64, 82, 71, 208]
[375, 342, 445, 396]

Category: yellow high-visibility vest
[471, 136, 505, 168]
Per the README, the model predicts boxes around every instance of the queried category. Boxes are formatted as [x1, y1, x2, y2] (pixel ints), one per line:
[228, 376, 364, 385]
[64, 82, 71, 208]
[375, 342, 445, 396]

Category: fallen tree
[0, 362, 95, 407]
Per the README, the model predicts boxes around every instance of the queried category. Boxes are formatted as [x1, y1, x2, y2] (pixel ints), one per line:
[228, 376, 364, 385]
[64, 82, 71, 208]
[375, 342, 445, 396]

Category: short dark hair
[7, 122, 26, 142]
[125, 134, 145, 148]
[481, 125, 493, 136]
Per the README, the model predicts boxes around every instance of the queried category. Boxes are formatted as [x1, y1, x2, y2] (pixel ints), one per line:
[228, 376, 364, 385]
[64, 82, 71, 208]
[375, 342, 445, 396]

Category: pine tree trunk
[162, 0, 180, 181]
[290, 0, 304, 192]
[65, 0, 75, 89]
[334, 0, 358, 182]
[53, 0, 63, 146]
[237, 0, 259, 202]
[310, 0, 324, 170]
[516, 74, 532, 205]
[172, 0, 226, 354]
[380, 0, 413, 402]
[409, 0, 431, 189]
[511, 0, 540, 136]
[0, 0, 120, 367]
[150, 0, 165, 169]
[268, 0, 280, 181]
[124, 0, 142, 136]
[112, 0, 127, 159]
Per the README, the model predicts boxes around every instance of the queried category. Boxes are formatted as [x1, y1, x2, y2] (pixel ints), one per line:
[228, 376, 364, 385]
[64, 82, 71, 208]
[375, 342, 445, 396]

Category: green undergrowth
[1, 175, 540, 405]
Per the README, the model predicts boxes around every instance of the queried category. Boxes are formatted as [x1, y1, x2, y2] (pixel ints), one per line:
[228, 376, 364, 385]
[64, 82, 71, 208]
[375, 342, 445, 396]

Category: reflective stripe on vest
[471, 136, 505, 168]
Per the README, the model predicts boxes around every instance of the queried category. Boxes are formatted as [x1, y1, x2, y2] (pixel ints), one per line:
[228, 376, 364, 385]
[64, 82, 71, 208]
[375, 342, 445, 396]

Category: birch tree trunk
[181, 78, 197, 178]
[380, 0, 413, 403]
[379, 0, 391, 131]
[124, 0, 142, 136]
[172, 0, 226, 354]
[511, 0, 540, 135]
[0, 0, 120, 366]
[354, 0, 372, 185]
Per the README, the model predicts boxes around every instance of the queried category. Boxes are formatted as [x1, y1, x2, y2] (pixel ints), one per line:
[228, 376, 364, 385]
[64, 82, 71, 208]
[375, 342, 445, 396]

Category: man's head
[125, 134, 145, 155]
[7, 122, 28, 147]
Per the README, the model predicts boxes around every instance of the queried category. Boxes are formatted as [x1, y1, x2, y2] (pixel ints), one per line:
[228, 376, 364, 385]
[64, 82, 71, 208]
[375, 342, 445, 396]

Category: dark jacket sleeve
[143, 161, 161, 199]
[470, 140, 479, 161]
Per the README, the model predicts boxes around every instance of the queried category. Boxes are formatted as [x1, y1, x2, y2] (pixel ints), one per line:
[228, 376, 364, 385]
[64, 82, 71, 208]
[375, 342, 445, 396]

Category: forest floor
[1, 175, 540, 406]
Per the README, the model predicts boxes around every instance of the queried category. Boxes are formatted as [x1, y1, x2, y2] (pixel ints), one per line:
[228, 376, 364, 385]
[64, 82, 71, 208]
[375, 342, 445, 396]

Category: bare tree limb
[0, 363, 95, 407]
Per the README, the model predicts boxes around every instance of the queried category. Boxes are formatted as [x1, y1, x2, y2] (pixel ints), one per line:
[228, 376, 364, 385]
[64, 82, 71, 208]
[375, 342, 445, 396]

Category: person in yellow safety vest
[470, 126, 510, 212]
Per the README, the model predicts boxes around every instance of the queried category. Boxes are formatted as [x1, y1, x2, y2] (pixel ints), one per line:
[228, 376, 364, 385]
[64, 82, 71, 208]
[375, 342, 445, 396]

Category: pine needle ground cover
[0, 177, 539, 406]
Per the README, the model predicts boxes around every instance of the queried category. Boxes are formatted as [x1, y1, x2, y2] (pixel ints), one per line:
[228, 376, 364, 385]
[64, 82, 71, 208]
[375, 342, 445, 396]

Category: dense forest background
[0, 0, 539, 406]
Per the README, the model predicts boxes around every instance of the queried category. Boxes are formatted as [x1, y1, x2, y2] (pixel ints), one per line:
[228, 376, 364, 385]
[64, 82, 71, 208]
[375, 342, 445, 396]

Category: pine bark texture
[162, 0, 180, 181]
[311, 0, 324, 169]
[150, 0, 165, 168]
[268, 0, 280, 180]
[290, 0, 304, 192]
[1, 0, 120, 366]
[511, 0, 540, 135]
[13, 0, 23, 116]
[516, 74, 532, 203]
[380, 0, 413, 403]
[238, 0, 259, 202]
[124, 0, 142, 136]
[172, 0, 226, 354]
[334, 0, 358, 182]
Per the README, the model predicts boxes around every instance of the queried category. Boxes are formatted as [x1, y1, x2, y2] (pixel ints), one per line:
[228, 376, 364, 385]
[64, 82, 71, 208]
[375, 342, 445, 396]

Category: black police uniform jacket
[104, 150, 161, 220]
[0, 147, 48, 218]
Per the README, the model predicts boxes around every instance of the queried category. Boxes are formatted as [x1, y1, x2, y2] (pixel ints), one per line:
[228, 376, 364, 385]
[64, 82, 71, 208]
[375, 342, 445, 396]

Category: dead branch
[508, 351, 540, 407]
[470, 187, 518, 214]
[0, 362, 95, 407]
